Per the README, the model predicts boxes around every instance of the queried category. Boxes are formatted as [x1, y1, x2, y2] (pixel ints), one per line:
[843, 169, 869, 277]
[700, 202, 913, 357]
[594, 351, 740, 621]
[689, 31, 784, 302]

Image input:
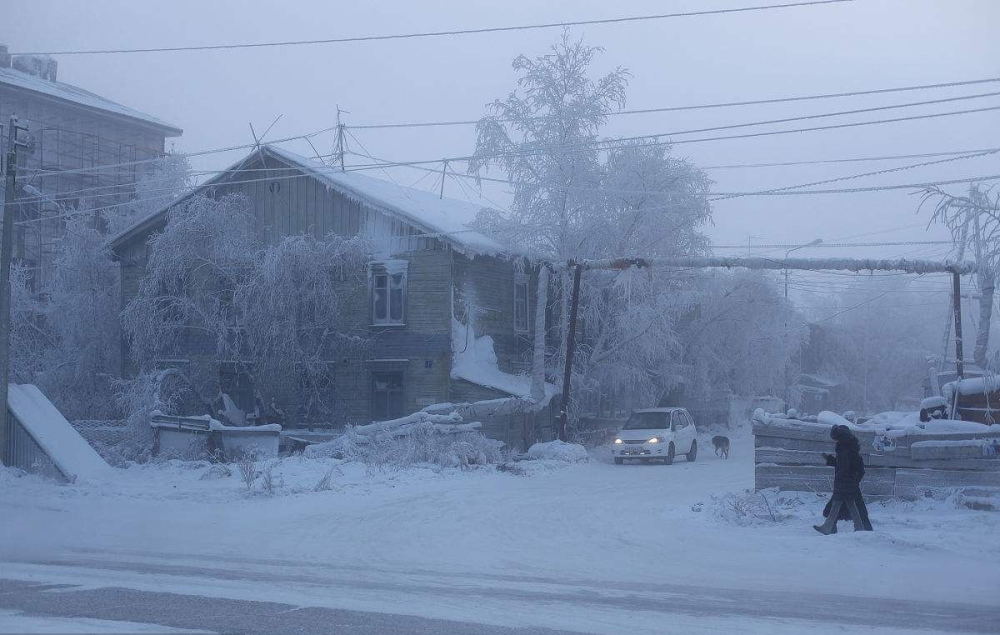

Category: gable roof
[110, 144, 505, 256]
[0, 66, 182, 135]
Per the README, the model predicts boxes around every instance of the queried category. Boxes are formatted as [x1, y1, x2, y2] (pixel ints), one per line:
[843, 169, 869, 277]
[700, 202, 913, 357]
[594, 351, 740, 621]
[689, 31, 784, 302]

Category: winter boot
[845, 499, 866, 532]
[814, 500, 842, 535]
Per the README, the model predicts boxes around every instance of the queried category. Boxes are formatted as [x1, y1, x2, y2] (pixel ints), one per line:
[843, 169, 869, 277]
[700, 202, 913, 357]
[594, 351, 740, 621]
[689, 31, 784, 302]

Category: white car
[612, 408, 698, 465]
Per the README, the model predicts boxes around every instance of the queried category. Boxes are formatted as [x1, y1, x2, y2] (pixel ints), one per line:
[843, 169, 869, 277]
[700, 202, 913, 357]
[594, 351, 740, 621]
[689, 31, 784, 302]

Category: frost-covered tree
[921, 184, 999, 368]
[39, 219, 122, 419]
[110, 153, 192, 234]
[676, 271, 804, 403]
[122, 194, 370, 417]
[469, 34, 712, 414]
[231, 233, 370, 416]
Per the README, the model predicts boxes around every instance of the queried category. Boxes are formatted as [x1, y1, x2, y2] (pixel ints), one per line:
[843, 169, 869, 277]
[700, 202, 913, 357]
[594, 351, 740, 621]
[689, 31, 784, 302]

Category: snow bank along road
[2, 435, 999, 634]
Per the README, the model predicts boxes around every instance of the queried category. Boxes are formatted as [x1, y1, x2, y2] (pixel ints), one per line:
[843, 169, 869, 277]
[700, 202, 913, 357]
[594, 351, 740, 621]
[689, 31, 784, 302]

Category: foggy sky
[7, 0, 999, 262]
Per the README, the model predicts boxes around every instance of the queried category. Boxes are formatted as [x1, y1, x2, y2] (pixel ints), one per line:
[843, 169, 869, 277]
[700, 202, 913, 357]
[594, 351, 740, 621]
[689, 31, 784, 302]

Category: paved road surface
[2, 551, 999, 634]
[0, 579, 575, 635]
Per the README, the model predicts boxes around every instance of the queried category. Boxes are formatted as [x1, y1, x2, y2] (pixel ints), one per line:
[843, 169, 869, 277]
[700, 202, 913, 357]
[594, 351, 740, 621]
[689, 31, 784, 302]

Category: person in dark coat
[814, 424, 873, 534]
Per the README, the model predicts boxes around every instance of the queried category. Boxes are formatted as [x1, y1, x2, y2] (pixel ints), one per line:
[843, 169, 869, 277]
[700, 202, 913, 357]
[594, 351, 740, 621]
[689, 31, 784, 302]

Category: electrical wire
[12, 1, 855, 56]
[349, 78, 1000, 129]
[334, 104, 1000, 171]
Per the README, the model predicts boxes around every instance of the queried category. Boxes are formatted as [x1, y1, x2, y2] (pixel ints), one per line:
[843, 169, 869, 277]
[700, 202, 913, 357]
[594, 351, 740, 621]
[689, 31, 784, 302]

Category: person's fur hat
[830, 424, 853, 441]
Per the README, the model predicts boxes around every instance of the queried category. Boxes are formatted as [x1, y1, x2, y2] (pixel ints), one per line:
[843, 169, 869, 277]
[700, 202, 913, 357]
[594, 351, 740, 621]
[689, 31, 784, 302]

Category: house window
[514, 279, 529, 332]
[372, 372, 405, 421]
[371, 263, 406, 325]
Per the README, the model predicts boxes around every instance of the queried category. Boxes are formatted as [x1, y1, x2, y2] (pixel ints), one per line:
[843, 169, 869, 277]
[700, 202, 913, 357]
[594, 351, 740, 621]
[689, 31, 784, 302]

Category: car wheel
[664, 443, 675, 465]
[687, 440, 697, 462]
[614, 457, 623, 465]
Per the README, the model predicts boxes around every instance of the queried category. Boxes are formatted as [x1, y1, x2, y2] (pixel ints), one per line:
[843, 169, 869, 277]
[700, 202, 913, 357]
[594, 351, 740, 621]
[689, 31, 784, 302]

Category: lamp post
[783, 238, 822, 413]
[784, 238, 823, 299]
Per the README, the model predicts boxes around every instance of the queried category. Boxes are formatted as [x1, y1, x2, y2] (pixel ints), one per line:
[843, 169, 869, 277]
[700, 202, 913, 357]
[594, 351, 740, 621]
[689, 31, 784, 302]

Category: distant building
[0, 45, 182, 287]
[110, 145, 551, 430]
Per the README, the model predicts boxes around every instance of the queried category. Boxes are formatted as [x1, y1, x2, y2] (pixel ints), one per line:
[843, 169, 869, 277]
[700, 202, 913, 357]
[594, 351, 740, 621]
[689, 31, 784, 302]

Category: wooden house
[110, 145, 549, 429]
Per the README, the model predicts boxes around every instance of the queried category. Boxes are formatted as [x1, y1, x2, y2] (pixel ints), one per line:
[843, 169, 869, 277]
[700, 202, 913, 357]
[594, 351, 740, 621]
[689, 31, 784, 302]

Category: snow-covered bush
[527, 440, 588, 463]
[236, 450, 261, 492]
[323, 422, 506, 472]
[709, 488, 814, 527]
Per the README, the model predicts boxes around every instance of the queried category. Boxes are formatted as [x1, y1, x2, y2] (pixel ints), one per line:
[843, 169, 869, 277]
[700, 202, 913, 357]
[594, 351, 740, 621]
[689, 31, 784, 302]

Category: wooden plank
[755, 435, 832, 452]
[756, 446, 1000, 471]
[755, 447, 826, 466]
[910, 442, 999, 461]
[753, 422, 830, 442]
[755, 464, 894, 495]
[895, 468, 1000, 498]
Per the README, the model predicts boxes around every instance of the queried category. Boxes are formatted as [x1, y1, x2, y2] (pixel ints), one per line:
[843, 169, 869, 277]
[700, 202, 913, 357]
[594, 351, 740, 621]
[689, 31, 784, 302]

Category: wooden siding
[115, 155, 539, 426]
[453, 254, 535, 376]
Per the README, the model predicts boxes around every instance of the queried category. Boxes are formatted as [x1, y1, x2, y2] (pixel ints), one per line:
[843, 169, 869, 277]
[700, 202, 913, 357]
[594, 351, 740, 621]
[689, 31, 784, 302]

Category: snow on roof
[111, 144, 506, 257]
[263, 146, 504, 256]
[0, 66, 182, 135]
[7, 383, 112, 481]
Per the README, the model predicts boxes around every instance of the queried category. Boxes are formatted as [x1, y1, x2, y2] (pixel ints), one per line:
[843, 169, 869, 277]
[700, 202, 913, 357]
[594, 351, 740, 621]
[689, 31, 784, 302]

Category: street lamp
[783, 238, 822, 413]
[784, 238, 823, 299]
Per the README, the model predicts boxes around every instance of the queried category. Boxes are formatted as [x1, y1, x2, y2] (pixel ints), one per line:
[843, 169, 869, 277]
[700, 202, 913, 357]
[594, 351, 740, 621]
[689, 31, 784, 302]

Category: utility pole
[0, 115, 28, 464]
[557, 262, 583, 442]
[952, 269, 965, 380]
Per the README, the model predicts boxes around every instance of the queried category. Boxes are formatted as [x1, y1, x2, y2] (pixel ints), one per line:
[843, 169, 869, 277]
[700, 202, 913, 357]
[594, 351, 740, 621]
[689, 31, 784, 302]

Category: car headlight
[648, 437, 663, 444]
[614, 438, 623, 445]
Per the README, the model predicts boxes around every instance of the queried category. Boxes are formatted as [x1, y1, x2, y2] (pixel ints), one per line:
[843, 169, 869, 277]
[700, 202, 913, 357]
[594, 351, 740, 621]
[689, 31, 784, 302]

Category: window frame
[371, 371, 405, 421]
[370, 262, 408, 326]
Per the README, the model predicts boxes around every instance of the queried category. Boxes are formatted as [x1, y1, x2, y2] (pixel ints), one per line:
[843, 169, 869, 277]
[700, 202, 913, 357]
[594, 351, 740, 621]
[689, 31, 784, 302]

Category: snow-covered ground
[2, 430, 998, 634]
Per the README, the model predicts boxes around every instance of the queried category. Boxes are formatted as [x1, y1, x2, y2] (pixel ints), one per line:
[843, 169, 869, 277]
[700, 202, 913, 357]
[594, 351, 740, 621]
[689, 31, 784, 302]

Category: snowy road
[2, 433, 999, 633]
[2, 549, 999, 634]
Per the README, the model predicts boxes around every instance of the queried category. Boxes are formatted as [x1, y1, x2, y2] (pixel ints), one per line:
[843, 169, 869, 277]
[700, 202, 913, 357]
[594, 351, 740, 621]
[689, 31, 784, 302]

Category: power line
[350, 78, 1000, 129]
[710, 149, 1000, 201]
[18, 142, 1000, 205]
[709, 173, 1000, 196]
[700, 147, 1000, 170]
[13, 1, 854, 56]
[712, 240, 951, 249]
[338, 104, 1000, 170]
[344, 147, 1000, 198]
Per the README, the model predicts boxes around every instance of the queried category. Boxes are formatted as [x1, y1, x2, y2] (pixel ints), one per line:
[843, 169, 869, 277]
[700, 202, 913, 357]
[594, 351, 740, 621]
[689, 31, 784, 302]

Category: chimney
[0, 45, 10, 69]
[12, 54, 57, 81]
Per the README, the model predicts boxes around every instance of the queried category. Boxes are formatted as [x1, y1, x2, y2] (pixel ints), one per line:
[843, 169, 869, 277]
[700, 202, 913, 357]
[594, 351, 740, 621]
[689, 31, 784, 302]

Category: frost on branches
[121, 193, 370, 420]
[469, 34, 744, 415]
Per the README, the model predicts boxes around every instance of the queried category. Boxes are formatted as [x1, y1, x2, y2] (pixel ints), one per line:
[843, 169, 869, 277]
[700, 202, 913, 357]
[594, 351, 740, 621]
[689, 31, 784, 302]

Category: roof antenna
[334, 105, 350, 172]
[249, 122, 261, 150]
[258, 114, 283, 145]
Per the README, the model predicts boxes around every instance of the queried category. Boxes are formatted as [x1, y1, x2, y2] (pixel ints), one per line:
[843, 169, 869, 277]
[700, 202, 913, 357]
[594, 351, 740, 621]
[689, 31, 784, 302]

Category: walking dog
[712, 435, 730, 459]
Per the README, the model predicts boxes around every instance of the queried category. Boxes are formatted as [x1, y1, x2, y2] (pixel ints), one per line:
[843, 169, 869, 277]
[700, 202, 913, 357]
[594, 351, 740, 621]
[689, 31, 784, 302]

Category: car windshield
[623, 411, 669, 430]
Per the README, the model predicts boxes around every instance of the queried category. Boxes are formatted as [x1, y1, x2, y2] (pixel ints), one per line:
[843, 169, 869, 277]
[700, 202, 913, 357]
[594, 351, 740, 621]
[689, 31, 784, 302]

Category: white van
[612, 408, 698, 465]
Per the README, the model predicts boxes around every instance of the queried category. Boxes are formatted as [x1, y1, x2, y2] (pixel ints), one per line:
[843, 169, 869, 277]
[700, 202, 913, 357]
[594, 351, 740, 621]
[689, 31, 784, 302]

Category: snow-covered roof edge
[111, 144, 512, 258]
[262, 145, 505, 257]
[0, 66, 182, 135]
